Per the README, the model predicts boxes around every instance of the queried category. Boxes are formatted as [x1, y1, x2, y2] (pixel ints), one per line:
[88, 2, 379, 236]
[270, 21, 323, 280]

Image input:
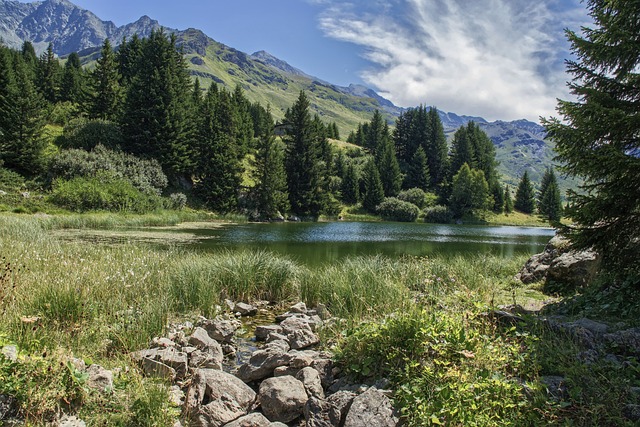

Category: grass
[0, 213, 635, 425]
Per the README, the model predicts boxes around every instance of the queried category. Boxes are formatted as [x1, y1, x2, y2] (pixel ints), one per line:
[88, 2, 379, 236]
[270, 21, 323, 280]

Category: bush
[49, 145, 168, 195]
[376, 197, 419, 222]
[167, 193, 187, 210]
[49, 174, 164, 213]
[397, 188, 437, 209]
[58, 118, 124, 150]
[424, 205, 454, 224]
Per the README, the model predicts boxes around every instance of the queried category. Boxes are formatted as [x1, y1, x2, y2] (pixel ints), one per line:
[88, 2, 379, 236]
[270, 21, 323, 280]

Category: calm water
[180, 222, 555, 266]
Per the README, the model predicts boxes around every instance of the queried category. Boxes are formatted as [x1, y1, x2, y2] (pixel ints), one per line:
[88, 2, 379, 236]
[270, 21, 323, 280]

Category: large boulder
[280, 317, 319, 350]
[222, 412, 271, 427]
[199, 318, 241, 343]
[258, 376, 309, 423]
[296, 367, 324, 399]
[236, 340, 293, 383]
[344, 388, 399, 427]
[186, 369, 257, 427]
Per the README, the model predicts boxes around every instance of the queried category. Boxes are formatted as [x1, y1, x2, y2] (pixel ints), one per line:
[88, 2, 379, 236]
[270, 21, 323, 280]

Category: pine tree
[514, 171, 535, 214]
[284, 91, 327, 218]
[378, 138, 402, 197]
[504, 185, 514, 214]
[490, 180, 505, 213]
[117, 35, 142, 86]
[449, 125, 474, 179]
[404, 146, 430, 191]
[37, 43, 60, 103]
[89, 39, 122, 121]
[449, 163, 489, 217]
[341, 162, 359, 205]
[365, 110, 388, 156]
[362, 158, 384, 212]
[425, 107, 449, 188]
[250, 106, 289, 218]
[542, 1, 640, 272]
[60, 52, 85, 103]
[537, 168, 563, 222]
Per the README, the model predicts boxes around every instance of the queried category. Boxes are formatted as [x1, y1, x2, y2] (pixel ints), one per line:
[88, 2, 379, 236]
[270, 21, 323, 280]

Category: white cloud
[317, 0, 588, 122]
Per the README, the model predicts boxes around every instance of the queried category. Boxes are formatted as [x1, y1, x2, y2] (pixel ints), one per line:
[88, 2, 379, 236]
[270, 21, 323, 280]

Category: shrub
[49, 145, 167, 195]
[424, 205, 454, 224]
[49, 174, 163, 213]
[58, 118, 124, 150]
[0, 166, 26, 192]
[376, 197, 420, 222]
[167, 193, 187, 210]
[397, 188, 430, 209]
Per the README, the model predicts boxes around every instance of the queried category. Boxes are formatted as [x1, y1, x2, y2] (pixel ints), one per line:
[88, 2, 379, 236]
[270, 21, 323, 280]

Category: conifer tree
[378, 138, 402, 197]
[537, 167, 563, 222]
[449, 163, 489, 217]
[250, 106, 289, 218]
[284, 91, 326, 217]
[542, 0, 640, 271]
[89, 39, 122, 121]
[404, 146, 429, 191]
[37, 43, 60, 103]
[365, 110, 388, 155]
[117, 35, 142, 86]
[490, 180, 505, 213]
[449, 126, 474, 179]
[514, 171, 535, 214]
[341, 162, 359, 205]
[60, 52, 85, 104]
[362, 158, 384, 212]
[425, 107, 449, 188]
[504, 185, 514, 214]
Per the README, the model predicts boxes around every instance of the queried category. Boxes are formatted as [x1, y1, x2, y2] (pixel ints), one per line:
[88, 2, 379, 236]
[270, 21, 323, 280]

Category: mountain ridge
[0, 0, 559, 188]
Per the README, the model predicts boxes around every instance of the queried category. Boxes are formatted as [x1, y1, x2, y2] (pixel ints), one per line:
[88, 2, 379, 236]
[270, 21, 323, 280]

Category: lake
[175, 222, 555, 266]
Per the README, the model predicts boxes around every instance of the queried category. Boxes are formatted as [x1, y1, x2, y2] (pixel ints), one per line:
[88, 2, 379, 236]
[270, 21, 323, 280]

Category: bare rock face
[186, 369, 256, 427]
[258, 376, 309, 423]
[343, 387, 399, 427]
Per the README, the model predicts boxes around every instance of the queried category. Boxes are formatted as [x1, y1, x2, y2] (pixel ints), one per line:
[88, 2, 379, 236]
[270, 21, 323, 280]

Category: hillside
[0, 0, 566, 190]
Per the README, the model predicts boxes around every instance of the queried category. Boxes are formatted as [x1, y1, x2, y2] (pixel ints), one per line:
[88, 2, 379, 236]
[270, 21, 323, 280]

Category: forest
[0, 30, 562, 224]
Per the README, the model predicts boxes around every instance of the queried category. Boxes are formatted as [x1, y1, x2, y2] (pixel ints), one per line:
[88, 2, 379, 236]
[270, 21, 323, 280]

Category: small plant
[168, 192, 187, 210]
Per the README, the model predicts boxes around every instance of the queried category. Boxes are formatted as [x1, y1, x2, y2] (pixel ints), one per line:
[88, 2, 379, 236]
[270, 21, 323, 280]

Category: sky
[19, 0, 590, 122]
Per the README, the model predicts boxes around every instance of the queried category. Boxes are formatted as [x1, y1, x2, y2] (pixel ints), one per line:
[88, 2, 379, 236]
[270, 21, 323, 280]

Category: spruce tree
[425, 107, 449, 188]
[89, 39, 122, 121]
[341, 162, 359, 205]
[378, 138, 402, 197]
[37, 43, 60, 103]
[542, 0, 640, 272]
[250, 106, 289, 218]
[538, 168, 563, 222]
[284, 91, 326, 218]
[60, 52, 85, 104]
[365, 110, 388, 156]
[404, 146, 430, 191]
[449, 126, 473, 179]
[362, 158, 384, 212]
[514, 171, 535, 214]
[490, 180, 505, 213]
[504, 185, 513, 214]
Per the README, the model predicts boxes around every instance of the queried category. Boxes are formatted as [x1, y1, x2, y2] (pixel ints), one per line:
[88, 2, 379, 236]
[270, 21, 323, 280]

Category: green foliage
[130, 382, 176, 427]
[424, 205, 454, 224]
[59, 118, 124, 150]
[362, 158, 385, 212]
[50, 145, 168, 195]
[504, 185, 514, 214]
[49, 174, 163, 213]
[404, 146, 430, 191]
[397, 188, 434, 210]
[376, 197, 420, 222]
[537, 168, 563, 223]
[378, 137, 402, 197]
[168, 193, 187, 210]
[340, 162, 360, 205]
[542, 0, 640, 275]
[514, 171, 535, 214]
[449, 163, 490, 217]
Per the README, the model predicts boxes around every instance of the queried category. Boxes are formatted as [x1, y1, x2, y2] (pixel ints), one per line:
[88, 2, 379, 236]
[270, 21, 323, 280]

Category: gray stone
[156, 347, 189, 380]
[344, 388, 399, 427]
[189, 327, 218, 349]
[58, 415, 86, 427]
[623, 404, 640, 422]
[189, 348, 223, 370]
[201, 318, 242, 343]
[312, 359, 335, 389]
[255, 325, 283, 341]
[296, 367, 324, 399]
[303, 397, 334, 427]
[289, 302, 307, 314]
[186, 369, 257, 427]
[235, 302, 258, 316]
[222, 412, 271, 427]
[569, 318, 609, 335]
[265, 332, 289, 344]
[0, 394, 19, 420]
[327, 391, 356, 426]
[273, 366, 299, 377]
[1, 345, 17, 362]
[169, 385, 185, 407]
[314, 303, 331, 320]
[86, 365, 113, 394]
[604, 328, 640, 357]
[259, 376, 308, 423]
[141, 357, 176, 381]
[236, 340, 293, 382]
[280, 317, 319, 350]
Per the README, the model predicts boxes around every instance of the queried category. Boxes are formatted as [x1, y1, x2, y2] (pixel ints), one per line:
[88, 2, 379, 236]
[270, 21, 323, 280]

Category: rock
[200, 318, 241, 343]
[273, 366, 299, 377]
[289, 351, 318, 369]
[623, 404, 640, 422]
[327, 391, 356, 426]
[343, 388, 399, 427]
[604, 328, 640, 357]
[265, 332, 289, 344]
[156, 347, 189, 380]
[296, 367, 324, 399]
[235, 302, 258, 316]
[222, 413, 271, 427]
[141, 357, 176, 381]
[0, 394, 19, 420]
[58, 415, 86, 427]
[315, 303, 331, 320]
[289, 302, 307, 314]
[169, 385, 185, 406]
[86, 365, 113, 394]
[189, 349, 223, 370]
[236, 340, 293, 382]
[133, 347, 189, 380]
[303, 397, 334, 427]
[569, 318, 609, 335]
[541, 376, 568, 401]
[1, 345, 17, 362]
[152, 337, 177, 348]
[189, 327, 217, 349]
[259, 376, 308, 423]
[186, 369, 257, 427]
[280, 317, 319, 350]
[255, 325, 283, 341]
[312, 359, 335, 389]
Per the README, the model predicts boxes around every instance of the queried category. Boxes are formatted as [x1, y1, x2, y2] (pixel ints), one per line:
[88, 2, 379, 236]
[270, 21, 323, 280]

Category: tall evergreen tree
[362, 158, 384, 212]
[490, 180, 505, 213]
[250, 106, 289, 218]
[514, 171, 536, 214]
[60, 52, 85, 103]
[121, 30, 194, 176]
[37, 43, 60, 103]
[284, 91, 326, 217]
[117, 35, 142, 86]
[504, 185, 514, 214]
[542, 0, 640, 272]
[449, 125, 474, 178]
[341, 162, 359, 205]
[378, 138, 402, 197]
[537, 167, 563, 222]
[89, 39, 122, 121]
[425, 107, 449, 188]
[404, 146, 429, 191]
[365, 110, 388, 156]
[449, 163, 489, 217]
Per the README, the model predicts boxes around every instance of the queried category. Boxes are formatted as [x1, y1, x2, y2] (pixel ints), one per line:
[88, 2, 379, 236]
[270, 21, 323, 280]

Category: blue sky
[20, 0, 590, 121]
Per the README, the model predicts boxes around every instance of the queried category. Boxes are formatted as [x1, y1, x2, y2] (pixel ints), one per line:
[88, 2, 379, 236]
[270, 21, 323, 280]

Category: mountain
[0, 0, 564, 190]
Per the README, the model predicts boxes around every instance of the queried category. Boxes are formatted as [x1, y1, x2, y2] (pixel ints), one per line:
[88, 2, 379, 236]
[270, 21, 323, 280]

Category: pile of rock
[131, 302, 400, 427]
